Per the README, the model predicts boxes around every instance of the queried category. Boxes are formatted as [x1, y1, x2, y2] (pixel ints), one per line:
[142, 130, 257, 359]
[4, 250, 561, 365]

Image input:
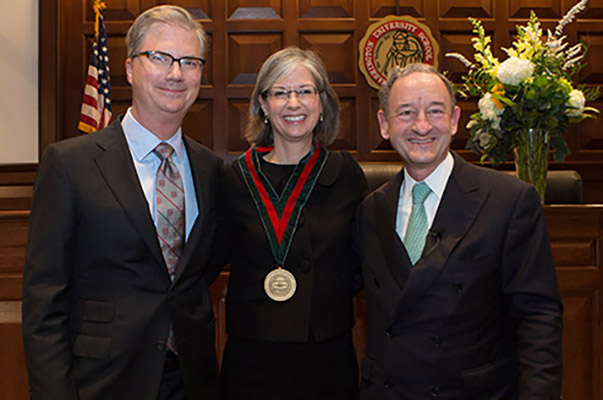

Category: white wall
[0, 0, 38, 164]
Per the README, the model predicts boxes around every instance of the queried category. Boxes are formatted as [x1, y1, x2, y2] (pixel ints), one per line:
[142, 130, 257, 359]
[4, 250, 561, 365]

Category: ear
[125, 58, 133, 85]
[377, 109, 390, 140]
[450, 105, 461, 137]
[258, 95, 268, 117]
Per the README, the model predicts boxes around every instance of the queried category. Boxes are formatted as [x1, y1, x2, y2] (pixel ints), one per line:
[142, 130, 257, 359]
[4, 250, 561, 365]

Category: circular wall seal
[358, 15, 440, 90]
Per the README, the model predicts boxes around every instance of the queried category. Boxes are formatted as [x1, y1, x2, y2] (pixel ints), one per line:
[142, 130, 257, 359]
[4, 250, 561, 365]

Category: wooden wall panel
[85, 0, 140, 20]
[299, 0, 354, 18]
[204, 35, 216, 86]
[369, 97, 392, 152]
[182, 101, 214, 148]
[227, 100, 251, 154]
[545, 206, 603, 400]
[0, 212, 29, 399]
[23, 0, 603, 202]
[575, 0, 603, 18]
[580, 34, 603, 84]
[227, 0, 282, 19]
[326, 98, 357, 151]
[370, 0, 424, 18]
[558, 291, 597, 399]
[0, 302, 28, 400]
[300, 33, 357, 84]
[227, 33, 283, 85]
[509, 0, 562, 18]
[438, 0, 493, 18]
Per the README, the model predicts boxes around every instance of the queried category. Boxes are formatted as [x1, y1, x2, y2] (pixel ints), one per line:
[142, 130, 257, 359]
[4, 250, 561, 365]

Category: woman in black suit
[214, 46, 367, 399]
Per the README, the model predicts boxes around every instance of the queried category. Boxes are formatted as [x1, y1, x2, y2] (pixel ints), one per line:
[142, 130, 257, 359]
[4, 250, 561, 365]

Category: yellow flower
[558, 77, 573, 95]
[491, 84, 505, 109]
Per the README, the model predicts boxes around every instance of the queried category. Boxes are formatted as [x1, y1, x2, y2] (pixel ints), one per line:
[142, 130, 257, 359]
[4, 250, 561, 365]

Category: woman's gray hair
[246, 46, 340, 146]
[378, 63, 456, 116]
[126, 5, 207, 57]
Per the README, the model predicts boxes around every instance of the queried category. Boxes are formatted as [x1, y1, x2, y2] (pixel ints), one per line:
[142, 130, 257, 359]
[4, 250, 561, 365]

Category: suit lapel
[393, 154, 488, 318]
[93, 120, 166, 270]
[373, 170, 412, 290]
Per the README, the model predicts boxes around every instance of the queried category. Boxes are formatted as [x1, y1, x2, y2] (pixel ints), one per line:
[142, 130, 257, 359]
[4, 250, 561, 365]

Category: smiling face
[125, 22, 202, 137]
[378, 71, 461, 181]
[258, 65, 323, 149]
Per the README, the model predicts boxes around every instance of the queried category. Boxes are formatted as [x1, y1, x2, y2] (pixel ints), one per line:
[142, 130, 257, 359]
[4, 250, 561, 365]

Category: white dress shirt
[395, 152, 454, 243]
[121, 108, 199, 240]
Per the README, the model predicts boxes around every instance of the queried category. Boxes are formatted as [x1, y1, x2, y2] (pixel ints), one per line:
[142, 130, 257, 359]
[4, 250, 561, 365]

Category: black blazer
[213, 150, 367, 343]
[357, 153, 563, 399]
[22, 119, 222, 400]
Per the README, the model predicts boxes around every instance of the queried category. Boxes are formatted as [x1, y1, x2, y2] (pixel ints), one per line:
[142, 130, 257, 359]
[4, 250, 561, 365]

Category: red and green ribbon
[238, 145, 328, 266]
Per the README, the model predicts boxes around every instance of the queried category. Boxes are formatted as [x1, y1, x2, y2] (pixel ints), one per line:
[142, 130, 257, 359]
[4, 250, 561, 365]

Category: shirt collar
[403, 152, 454, 201]
[121, 108, 184, 164]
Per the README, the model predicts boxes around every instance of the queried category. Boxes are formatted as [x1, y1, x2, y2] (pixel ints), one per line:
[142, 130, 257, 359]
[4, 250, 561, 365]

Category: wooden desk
[2, 206, 602, 399]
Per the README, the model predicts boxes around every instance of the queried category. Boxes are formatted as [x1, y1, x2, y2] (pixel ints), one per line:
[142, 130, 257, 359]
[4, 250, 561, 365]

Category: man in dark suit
[22, 5, 221, 400]
[357, 63, 562, 399]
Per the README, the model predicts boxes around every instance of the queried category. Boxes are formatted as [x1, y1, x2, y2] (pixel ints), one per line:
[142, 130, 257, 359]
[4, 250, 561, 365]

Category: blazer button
[384, 379, 393, 389]
[385, 330, 393, 339]
[453, 283, 463, 293]
[430, 386, 440, 397]
[300, 260, 311, 272]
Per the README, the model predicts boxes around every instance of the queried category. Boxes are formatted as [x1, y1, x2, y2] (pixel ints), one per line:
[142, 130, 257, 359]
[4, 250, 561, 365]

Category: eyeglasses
[263, 87, 320, 101]
[132, 50, 205, 72]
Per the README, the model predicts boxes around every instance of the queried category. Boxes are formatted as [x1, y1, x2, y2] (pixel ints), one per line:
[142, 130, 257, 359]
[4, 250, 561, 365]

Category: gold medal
[264, 267, 297, 302]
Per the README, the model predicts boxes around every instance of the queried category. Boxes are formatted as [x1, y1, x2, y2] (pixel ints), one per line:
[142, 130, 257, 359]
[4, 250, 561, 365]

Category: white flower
[555, 0, 588, 37]
[445, 52, 474, 68]
[497, 57, 534, 86]
[478, 93, 503, 130]
[566, 89, 585, 117]
[478, 93, 503, 119]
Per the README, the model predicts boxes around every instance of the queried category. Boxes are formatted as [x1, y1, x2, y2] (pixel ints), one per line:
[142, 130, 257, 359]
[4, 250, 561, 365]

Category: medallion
[264, 268, 297, 302]
[239, 145, 327, 302]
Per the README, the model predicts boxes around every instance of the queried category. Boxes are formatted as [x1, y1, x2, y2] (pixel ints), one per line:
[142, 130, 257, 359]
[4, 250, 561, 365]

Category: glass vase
[513, 128, 550, 203]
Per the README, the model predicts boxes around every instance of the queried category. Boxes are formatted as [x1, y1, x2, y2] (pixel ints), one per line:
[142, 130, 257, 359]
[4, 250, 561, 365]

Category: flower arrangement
[446, 0, 599, 167]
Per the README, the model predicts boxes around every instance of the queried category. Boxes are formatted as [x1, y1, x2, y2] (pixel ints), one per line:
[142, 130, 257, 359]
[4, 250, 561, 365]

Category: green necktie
[404, 182, 432, 265]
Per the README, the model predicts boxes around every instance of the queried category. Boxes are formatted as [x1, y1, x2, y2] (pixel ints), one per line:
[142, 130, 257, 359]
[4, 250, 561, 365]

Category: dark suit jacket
[22, 119, 222, 400]
[213, 150, 367, 343]
[357, 153, 562, 399]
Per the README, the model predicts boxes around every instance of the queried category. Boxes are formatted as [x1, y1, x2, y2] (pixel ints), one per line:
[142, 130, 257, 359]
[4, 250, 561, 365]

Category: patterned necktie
[404, 182, 432, 265]
[154, 143, 184, 353]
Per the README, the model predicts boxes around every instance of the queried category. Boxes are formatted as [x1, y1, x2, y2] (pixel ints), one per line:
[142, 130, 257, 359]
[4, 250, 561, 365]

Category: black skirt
[220, 331, 359, 400]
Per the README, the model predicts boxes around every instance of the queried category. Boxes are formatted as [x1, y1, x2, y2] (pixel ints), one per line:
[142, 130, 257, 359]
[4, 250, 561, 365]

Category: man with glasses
[22, 5, 221, 399]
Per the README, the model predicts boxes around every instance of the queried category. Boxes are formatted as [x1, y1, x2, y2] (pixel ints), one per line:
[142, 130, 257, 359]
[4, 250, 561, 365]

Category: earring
[319, 114, 324, 122]
[264, 116, 270, 125]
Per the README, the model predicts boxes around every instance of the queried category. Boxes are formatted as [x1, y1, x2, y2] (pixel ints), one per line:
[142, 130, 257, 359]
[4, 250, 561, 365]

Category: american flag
[78, 0, 112, 133]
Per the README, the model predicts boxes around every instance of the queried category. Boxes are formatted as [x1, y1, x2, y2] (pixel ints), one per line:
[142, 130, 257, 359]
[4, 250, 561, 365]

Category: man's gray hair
[126, 5, 207, 58]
